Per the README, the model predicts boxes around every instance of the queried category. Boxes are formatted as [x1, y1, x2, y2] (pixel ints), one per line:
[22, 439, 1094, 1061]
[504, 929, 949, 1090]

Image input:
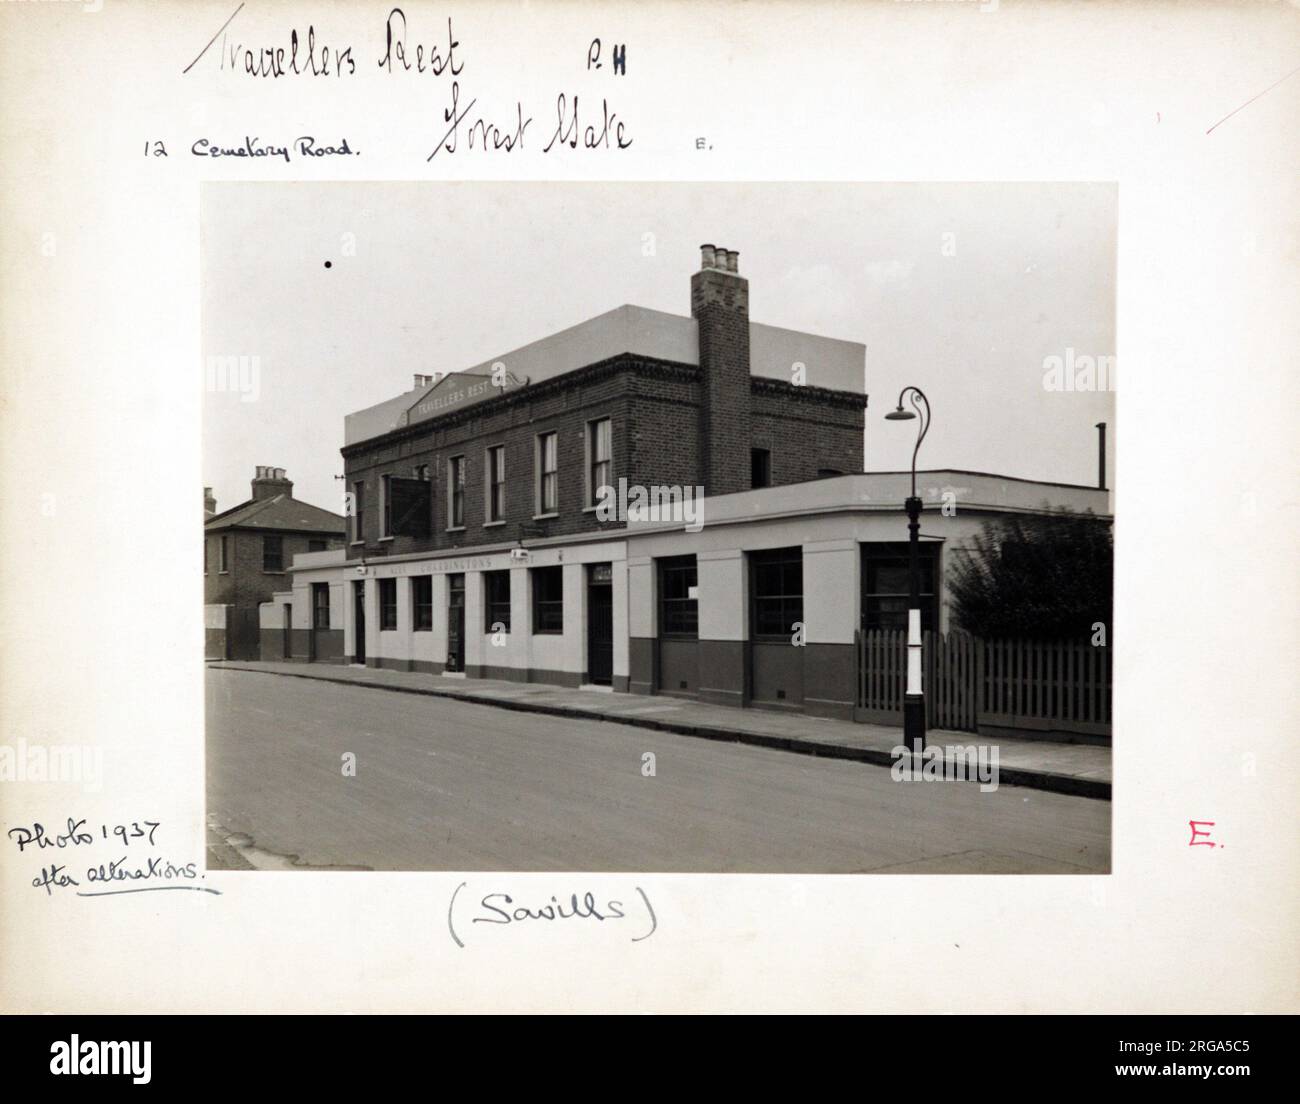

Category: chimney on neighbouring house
[692, 242, 752, 497]
[204, 486, 217, 517]
[413, 373, 436, 389]
[251, 466, 294, 502]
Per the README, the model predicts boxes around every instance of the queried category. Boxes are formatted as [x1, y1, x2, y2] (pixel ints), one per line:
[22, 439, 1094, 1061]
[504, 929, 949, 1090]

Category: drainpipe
[1095, 422, 1107, 491]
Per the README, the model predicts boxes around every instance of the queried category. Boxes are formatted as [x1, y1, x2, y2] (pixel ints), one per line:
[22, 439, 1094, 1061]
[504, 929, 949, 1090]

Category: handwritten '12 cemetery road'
[205, 669, 1108, 874]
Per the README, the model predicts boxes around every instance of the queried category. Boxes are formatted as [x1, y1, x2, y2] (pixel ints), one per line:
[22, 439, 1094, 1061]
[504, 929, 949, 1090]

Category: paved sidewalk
[210, 661, 1111, 800]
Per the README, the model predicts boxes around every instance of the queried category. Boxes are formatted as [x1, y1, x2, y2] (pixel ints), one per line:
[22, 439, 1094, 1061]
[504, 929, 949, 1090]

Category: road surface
[205, 668, 1109, 873]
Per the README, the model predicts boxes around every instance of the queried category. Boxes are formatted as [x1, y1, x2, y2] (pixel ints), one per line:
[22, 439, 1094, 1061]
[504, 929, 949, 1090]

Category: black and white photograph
[2, 0, 1295, 1046]
[203, 181, 1115, 874]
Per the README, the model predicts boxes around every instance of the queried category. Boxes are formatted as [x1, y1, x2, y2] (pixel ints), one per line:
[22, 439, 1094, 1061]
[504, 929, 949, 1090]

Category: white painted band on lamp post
[906, 607, 923, 696]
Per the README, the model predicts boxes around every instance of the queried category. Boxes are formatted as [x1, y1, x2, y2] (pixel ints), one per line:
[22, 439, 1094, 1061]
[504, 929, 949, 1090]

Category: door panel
[353, 581, 366, 663]
[446, 574, 465, 672]
[587, 565, 613, 685]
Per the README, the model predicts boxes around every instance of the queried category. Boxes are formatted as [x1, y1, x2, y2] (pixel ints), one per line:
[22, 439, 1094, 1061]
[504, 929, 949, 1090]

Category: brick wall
[343, 357, 702, 560]
[751, 378, 865, 483]
[340, 345, 864, 562]
[692, 263, 754, 497]
[204, 530, 345, 610]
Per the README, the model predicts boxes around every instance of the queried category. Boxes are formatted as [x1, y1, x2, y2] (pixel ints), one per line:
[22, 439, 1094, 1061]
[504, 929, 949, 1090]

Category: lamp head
[884, 407, 916, 421]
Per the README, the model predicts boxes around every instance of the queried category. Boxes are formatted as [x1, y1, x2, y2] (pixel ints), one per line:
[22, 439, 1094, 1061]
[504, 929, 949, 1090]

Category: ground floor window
[484, 570, 511, 632]
[658, 555, 698, 637]
[861, 542, 939, 632]
[531, 566, 563, 634]
[378, 578, 397, 630]
[311, 583, 330, 629]
[412, 575, 433, 631]
[750, 547, 803, 639]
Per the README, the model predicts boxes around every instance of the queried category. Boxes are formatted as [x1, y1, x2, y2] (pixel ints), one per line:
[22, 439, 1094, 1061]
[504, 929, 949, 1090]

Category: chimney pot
[726, 249, 739, 273]
[251, 466, 293, 501]
[700, 243, 716, 270]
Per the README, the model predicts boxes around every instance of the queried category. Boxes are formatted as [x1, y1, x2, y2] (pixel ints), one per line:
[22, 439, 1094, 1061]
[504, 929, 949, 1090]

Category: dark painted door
[353, 580, 366, 663]
[447, 574, 465, 673]
[587, 564, 614, 686]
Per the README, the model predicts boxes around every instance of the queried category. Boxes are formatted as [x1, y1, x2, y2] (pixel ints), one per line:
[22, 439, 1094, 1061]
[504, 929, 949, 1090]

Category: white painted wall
[697, 550, 746, 641]
[802, 539, 859, 644]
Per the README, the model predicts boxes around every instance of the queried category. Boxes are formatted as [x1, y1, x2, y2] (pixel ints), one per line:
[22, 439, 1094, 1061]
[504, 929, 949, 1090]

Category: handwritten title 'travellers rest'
[182, 6, 634, 161]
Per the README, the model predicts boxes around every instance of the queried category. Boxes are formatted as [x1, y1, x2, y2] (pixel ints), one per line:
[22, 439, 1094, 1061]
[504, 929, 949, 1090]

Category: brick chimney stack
[251, 466, 293, 502]
[203, 486, 217, 517]
[692, 243, 752, 497]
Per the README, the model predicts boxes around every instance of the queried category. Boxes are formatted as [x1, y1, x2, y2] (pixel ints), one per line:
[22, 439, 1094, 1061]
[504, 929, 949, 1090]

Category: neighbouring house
[204, 467, 346, 660]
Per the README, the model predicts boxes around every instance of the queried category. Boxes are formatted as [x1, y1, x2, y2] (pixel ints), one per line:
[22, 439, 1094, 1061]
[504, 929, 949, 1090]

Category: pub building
[260, 245, 1108, 720]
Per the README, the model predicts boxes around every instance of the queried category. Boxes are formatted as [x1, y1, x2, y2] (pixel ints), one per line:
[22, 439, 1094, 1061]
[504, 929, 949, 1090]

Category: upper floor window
[380, 474, 393, 538]
[203, 538, 209, 574]
[308, 539, 327, 553]
[219, 535, 229, 572]
[588, 418, 611, 506]
[448, 456, 466, 528]
[351, 481, 365, 543]
[486, 445, 505, 523]
[262, 535, 284, 572]
[378, 578, 397, 631]
[536, 432, 558, 515]
[751, 448, 772, 489]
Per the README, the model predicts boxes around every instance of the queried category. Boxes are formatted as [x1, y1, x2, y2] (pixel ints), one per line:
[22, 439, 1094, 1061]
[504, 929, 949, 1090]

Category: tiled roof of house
[204, 494, 345, 534]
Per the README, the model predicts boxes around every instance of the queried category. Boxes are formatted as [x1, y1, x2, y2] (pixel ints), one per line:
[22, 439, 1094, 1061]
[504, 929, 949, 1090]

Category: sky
[202, 182, 1116, 515]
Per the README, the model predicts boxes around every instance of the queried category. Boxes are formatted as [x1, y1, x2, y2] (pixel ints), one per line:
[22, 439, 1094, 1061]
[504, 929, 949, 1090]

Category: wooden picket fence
[854, 629, 1111, 741]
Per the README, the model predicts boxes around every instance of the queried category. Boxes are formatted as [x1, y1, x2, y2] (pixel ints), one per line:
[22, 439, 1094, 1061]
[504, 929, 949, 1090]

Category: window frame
[483, 570, 512, 633]
[485, 444, 506, 523]
[751, 447, 772, 490]
[219, 534, 229, 573]
[860, 542, 940, 633]
[378, 577, 398, 631]
[262, 534, 284, 573]
[380, 473, 393, 539]
[531, 565, 564, 635]
[351, 480, 365, 544]
[311, 582, 330, 630]
[658, 555, 699, 639]
[535, 431, 558, 516]
[448, 454, 466, 530]
[586, 417, 612, 507]
[412, 575, 433, 632]
[749, 546, 804, 641]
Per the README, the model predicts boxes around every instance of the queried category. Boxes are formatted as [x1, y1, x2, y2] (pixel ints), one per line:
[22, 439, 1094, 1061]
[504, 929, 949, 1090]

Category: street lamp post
[884, 386, 932, 754]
